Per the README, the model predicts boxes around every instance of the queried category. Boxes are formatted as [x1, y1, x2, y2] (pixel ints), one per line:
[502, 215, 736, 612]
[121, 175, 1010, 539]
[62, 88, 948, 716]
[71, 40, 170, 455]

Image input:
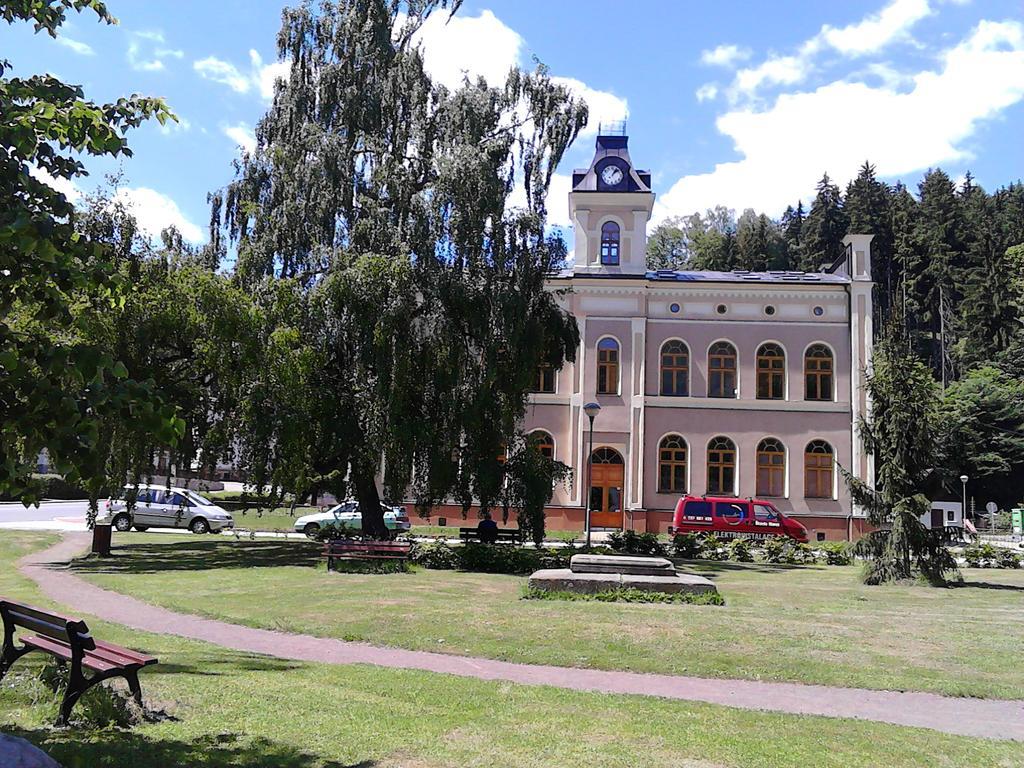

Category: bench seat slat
[21, 636, 121, 673]
[91, 639, 157, 666]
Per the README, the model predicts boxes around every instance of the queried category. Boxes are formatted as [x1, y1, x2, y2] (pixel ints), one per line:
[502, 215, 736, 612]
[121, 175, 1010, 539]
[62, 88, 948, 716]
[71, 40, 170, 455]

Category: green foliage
[410, 540, 597, 575]
[522, 586, 725, 606]
[213, 0, 588, 538]
[670, 532, 703, 559]
[761, 537, 787, 564]
[1, 2, 179, 508]
[962, 543, 1020, 569]
[608, 530, 666, 557]
[728, 538, 754, 563]
[409, 539, 461, 570]
[500, 435, 573, 546]
[698, 534, 728, 561]
[819, 542, 853, 566]
[801, 174, 848, 271]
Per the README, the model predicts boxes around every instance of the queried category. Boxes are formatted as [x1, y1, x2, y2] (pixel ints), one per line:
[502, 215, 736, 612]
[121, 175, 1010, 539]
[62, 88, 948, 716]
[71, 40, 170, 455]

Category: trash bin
[91, 524, 112, 556]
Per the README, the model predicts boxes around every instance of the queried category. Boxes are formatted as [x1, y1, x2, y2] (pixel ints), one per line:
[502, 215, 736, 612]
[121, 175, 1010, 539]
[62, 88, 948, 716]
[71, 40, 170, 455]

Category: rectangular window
[714, 501, 747, 520]
[533, 365, 555, 393]
[681, 500, 713, 521]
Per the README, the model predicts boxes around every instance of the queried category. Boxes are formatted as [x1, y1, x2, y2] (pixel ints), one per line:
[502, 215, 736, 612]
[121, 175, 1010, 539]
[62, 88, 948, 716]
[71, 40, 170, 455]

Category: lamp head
[959, 474, 969, 484]
[583, 402, 601, 420]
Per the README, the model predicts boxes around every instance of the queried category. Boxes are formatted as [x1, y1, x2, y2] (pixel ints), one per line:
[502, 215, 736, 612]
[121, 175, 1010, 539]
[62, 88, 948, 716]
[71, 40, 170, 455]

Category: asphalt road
[0, 500, 92, 524]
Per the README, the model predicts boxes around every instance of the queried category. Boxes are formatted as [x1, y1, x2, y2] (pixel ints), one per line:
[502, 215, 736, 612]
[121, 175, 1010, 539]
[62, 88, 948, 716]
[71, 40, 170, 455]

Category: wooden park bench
[459, 527, 523, 545]
[323, 540, 411, 571]
[0, 598, 158, 726]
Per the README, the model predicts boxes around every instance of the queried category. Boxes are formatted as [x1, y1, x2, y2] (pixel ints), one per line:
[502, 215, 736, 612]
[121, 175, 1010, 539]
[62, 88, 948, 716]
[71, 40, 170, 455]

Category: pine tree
[801, 174, 848, 272]
[781, 201, 805, 270]
[889, 182, 918, 332]
[845, 163, 894, 321]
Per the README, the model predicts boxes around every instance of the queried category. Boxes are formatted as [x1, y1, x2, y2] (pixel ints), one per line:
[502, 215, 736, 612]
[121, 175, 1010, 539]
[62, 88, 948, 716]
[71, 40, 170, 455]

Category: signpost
[985, 501, 998, 532]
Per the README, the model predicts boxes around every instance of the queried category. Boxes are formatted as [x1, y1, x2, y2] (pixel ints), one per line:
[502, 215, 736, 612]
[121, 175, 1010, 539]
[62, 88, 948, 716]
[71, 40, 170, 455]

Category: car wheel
[133, 525, 149, 532]
[112, 514, 132, 532]
[190, 518, 210, 535]
[304, 523, 321, 538]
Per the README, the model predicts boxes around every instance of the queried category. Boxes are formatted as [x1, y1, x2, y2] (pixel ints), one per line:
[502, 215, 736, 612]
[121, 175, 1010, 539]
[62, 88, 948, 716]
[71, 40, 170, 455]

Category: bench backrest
[325, 541, 410, 553]
[0, 599, 95, 651]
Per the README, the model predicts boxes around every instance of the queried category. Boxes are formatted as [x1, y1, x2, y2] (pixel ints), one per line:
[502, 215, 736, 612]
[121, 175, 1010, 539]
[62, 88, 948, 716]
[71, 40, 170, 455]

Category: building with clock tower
[514, 123, 876, 542]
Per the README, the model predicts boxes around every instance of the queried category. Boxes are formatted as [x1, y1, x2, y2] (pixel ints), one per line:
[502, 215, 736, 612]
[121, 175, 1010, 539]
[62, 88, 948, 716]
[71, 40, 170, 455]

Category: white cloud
[544, 173, 572, 228]
[409, 10, 626, 137]
[411, 10, 523, 90]
[701, 44, 751, 68]
[115, 187, 204, 242]
[821, 0, 932, 56]
[731, 0, 934, 99]
[193, 50, 288, 101]
[158, 115, 191, 135]
[127, 31, 182, 72]
[658, 19, 1024, 219]
[696, 83, 719, 102]
[56, 36, 94, 56]
[223, 122, 256, 154]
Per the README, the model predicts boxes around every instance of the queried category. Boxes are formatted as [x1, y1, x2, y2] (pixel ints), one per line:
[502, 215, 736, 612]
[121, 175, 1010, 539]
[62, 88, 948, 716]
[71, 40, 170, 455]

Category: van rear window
[683, 501, 711, 517]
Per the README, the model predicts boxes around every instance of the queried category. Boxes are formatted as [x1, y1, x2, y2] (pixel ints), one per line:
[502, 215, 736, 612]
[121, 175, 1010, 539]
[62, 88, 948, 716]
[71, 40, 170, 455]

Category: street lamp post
[583, 402, 601, 549]
[960, 474, 969, 528]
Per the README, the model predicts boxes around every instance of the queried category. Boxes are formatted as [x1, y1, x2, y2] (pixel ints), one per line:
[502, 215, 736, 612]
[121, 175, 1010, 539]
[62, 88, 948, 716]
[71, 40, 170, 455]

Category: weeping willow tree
[213, 0, 586, 537]
[846, 320, 958, 584]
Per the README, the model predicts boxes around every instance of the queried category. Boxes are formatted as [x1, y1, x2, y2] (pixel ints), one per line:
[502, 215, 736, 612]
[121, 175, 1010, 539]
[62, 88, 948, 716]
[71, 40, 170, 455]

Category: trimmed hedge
[522, 586, 725, 606]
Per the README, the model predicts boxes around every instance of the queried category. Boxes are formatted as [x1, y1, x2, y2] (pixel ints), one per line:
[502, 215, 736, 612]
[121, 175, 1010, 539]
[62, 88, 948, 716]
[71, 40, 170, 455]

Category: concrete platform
[570, 553, 676, 576]
[528, 568, 717, 595]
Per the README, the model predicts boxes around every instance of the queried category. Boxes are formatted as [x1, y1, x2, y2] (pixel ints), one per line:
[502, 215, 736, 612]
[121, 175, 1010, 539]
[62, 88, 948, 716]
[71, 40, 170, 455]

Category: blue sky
[5, 0, 1023, 242]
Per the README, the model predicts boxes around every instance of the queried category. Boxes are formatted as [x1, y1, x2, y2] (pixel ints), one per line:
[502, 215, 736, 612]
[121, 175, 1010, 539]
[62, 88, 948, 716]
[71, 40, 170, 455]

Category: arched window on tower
[600, 221, 620, 265]
[596, 338, 619, 395]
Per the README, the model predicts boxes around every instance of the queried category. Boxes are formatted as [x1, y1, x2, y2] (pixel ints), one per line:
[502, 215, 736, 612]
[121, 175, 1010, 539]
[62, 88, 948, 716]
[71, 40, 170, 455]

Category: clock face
[601, 165, 624, 186]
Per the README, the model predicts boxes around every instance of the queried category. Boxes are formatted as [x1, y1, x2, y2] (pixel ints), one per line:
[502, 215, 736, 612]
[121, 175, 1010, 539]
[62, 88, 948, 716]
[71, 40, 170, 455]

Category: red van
[671, 495, 809, 543]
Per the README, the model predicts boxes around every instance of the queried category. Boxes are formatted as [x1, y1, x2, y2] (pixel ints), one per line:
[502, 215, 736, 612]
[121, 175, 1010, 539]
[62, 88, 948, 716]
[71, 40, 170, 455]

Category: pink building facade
[520, 129, 875, 542]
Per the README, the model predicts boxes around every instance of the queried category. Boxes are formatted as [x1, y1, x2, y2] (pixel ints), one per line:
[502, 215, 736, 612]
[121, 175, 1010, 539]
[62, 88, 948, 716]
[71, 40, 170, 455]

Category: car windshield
[187, 491, 215, 506]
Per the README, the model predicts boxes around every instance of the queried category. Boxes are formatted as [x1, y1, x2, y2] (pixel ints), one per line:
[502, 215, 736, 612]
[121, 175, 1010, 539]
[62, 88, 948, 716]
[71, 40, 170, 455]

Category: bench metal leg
[125, 670, 143, 709]
[0, 640, 35, 683]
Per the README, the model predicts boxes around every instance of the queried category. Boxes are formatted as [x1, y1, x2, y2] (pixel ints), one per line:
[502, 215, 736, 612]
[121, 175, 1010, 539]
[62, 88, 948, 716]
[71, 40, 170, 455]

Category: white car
[294, 501, 411, 538]
[104, 485, 235, 534]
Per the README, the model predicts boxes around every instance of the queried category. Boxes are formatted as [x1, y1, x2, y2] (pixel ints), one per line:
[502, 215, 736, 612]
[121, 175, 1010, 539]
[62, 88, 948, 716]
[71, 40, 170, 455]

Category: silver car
[294, 501, 411, 538]
[105, 485, 235, 534]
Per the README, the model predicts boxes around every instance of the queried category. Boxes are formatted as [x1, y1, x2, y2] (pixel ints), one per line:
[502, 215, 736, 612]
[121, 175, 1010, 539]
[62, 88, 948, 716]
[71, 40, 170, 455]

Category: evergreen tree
[780, 201, 805, 270]
[889, 182, 918, 330]
[646, 216, 690, 270]
[845, 163, 894, 320]
[801, 174, 848, 272]
[846, 321, 957, 585]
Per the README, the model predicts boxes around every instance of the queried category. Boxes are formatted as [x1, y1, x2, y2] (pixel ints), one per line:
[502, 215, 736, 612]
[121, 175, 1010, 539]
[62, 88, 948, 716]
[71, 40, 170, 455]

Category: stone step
[570, 554, 675, 576]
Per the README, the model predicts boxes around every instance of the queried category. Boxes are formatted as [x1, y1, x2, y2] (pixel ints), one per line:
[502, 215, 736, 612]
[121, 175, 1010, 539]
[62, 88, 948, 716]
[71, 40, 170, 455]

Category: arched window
[707, 436, 736, 495]
[756, 438, 786, 497]
[658, 435, 687, 493]
[708, 341, 737, 398]
[805, 344, 834, 401]
[600, 221, 620, 265]
[592, 447, 624, 464]
[530, 430, 555, 459]
[533, 364, 555, 393]
[756, 343, 786, 400]
[660, 340, 689, 396]
[804, 440, 834, 498]
[596, 337, 619, 395]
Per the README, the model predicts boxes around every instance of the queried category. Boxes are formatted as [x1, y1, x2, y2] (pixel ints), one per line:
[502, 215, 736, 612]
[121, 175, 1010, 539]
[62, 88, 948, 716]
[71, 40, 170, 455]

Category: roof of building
[549, 268, 851, 285]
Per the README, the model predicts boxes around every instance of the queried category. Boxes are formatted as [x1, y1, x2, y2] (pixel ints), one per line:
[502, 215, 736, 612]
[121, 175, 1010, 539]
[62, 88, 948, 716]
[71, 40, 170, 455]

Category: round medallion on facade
[670, 302, 680, 314]
[764, 305, 776, 316]
[716, 304, 728, 315]
[813, 305, 824, 317]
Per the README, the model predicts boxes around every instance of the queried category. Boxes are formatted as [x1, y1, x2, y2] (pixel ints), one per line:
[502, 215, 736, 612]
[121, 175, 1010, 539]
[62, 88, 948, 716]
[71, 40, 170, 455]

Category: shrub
[789, 542, 817, 565]
[523, 586, 724, 606]
[699, 534, 728, 561]
[608, 530, 666, 557]
[410, 540, 461, 570]
[728, 538, 754, 562]
[819, 541, 853, 566]
[997, 548, 1022, 569]
[671, 532, 703, 559]
[964, 543, 999, 568]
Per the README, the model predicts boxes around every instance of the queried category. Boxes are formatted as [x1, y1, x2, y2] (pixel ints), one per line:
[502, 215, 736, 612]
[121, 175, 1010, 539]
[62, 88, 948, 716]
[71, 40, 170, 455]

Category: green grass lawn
[225, 507, 317, 532]
[69, 535, 1024, 699]
[1, 532, 1022, 767]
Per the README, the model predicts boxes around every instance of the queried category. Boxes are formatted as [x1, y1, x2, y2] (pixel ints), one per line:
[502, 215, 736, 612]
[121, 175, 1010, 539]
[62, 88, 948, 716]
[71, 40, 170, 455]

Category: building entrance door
[589, 448, 624, 529]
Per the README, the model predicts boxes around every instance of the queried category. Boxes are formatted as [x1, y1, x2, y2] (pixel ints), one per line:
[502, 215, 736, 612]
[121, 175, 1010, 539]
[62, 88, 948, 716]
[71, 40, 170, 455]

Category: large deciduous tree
[215, 0, 586, 537]
[1, 1, 180, 506]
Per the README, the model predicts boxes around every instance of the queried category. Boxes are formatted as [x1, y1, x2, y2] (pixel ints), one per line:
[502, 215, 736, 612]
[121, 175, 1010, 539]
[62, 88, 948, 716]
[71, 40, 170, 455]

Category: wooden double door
[589, 448, 624, 529]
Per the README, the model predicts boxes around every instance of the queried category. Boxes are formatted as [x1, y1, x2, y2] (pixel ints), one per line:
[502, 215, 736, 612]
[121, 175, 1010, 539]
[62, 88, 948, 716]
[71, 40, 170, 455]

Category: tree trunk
[353, 457, 388, 539]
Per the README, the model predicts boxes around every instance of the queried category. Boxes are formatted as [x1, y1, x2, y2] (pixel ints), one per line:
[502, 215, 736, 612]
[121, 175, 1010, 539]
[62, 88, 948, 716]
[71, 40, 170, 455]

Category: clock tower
[569, 123, 656, 275]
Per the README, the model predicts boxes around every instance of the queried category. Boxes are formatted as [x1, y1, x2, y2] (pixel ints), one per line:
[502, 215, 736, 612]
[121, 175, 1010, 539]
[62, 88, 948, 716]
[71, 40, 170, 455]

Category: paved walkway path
[18, 533, 1024, 741]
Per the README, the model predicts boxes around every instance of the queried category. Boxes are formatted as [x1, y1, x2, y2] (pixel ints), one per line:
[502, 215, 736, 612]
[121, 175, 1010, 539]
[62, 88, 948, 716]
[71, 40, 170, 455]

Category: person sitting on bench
[477, 511, 498, 544]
